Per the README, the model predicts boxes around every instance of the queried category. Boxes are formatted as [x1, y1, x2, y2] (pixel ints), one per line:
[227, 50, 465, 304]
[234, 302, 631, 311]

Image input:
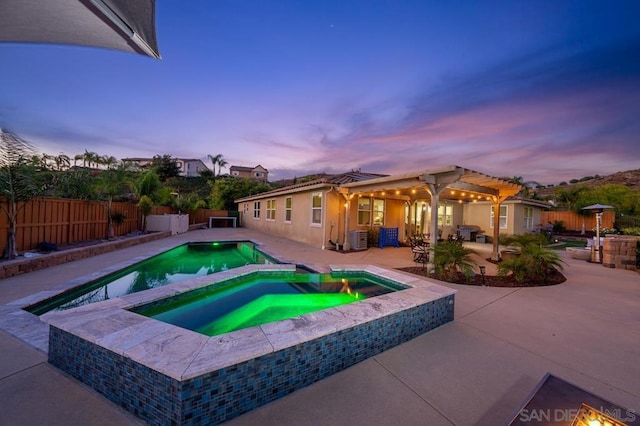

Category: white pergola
[337, 165, 522, 261]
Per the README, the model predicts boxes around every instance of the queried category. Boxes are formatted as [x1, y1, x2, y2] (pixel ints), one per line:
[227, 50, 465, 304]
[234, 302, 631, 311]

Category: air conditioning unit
[349, 230, 368, 251]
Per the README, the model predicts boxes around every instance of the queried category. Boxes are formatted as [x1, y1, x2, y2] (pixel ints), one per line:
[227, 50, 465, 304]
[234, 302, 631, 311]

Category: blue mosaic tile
[50, 294, 454, 425]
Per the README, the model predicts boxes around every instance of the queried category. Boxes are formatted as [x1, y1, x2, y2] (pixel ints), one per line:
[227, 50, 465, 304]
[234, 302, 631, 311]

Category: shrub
[195, 199, 208, 209]
[432, 241, 478, 281]
[110, 212, 126, 225]
[138, 195, 153, 232]
[498, 243, 564, 284]
[621, 227, 640, 236]
[552, 220, 565, 233]
[597, 227, 618, 235]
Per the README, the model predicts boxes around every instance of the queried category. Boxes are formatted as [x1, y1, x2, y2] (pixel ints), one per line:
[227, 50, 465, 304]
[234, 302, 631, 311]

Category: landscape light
[479, 265, 486, 287]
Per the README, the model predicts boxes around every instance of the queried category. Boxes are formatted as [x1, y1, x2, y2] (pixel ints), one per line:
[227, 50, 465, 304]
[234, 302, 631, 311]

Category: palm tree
[94, 165, 129, 239]
[498, 242, 564, 284]
[0, 129, 43, 259]
[83, 150, 98, 168]
[216, 157, 228, 176]
[40, 153, 53, 170]
[74, 153, 84, 167]
[102, 155, 118, 170]
[54, 153, 71, 171]
[432, 240, 478, 281]
[207, 153, 227, 177]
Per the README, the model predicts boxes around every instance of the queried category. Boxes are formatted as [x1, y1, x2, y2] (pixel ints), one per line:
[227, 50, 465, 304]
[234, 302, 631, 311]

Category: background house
[122, 157, 209, 177]
[229, 165, 269, 182]
[463, 198, 551, 237]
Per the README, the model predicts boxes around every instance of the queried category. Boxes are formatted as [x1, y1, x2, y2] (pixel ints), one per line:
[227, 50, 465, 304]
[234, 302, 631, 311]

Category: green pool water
[27, 241, 276, 315]
[134, 272, 403, 336]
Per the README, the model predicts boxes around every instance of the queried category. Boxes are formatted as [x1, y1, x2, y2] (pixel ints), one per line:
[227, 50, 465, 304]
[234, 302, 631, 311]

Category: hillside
[575, 169, 640, 190]
[535, 169, 640, 197]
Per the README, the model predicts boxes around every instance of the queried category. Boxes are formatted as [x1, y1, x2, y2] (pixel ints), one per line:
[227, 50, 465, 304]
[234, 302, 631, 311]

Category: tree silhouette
[150, 154, 180, 181]
[0, 129, 45, 258]
[207, 153, 227, 177]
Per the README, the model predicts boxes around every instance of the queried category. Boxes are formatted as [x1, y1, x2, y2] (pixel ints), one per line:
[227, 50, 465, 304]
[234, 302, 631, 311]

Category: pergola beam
[341, 177, 422, 194]
[447, 181, 499, 197]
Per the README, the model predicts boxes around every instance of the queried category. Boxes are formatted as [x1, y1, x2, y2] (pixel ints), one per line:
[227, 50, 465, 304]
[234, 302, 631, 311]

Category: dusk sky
[1, 1, 639, 184]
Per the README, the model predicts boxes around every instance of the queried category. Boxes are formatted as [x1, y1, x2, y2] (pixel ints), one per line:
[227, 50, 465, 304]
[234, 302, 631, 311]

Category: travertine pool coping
[43, 264, 456, 381]
[0, 239, 281, 352]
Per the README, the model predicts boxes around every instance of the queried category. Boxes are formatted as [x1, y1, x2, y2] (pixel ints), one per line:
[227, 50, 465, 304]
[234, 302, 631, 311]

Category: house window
[253, 201, 261, 219]
[358, 197, 385, 226]
[285, 197, 292, 222]
[437, 205, 453, 226]
[358, 197, 371, 225]
[311, 192, 322, 225]
[266, 199, 276, 220]
[523, 207, 533, 229]
[490, 205, 508, 229]
[373, 199, 385, 226]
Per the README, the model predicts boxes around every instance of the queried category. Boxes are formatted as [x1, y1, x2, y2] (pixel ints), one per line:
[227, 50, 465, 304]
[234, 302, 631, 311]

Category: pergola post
[421, 168, 464, 248]
[491, 194, 510, 261]
[425, 183, 448, 247]
[341, 193, 351, 250]
[407, 200, 417, 238]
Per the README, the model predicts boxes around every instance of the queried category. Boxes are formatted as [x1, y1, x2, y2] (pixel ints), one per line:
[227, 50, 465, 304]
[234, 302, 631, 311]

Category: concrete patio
[0, 228, 638, 425]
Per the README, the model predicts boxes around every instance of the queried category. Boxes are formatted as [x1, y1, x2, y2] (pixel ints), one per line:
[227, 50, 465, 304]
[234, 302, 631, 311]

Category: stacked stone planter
[602, 236, 639, 270]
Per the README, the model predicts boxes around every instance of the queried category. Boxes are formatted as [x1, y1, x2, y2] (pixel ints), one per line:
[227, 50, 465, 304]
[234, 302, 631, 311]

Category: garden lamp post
[479, 265, 486, 287]
[581, 204, 614, 264]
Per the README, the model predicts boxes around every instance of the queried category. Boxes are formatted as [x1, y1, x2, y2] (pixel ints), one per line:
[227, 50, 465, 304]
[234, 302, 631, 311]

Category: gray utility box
[349, 230, 368, 250]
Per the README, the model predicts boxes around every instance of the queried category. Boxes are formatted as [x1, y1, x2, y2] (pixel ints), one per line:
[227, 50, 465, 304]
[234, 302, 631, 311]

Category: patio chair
[410, 236, 430, 265]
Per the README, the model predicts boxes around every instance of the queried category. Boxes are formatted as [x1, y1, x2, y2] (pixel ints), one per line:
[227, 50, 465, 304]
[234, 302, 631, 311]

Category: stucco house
[122, 157, 209, 177]
[229, 165, 269, 183]
[235, 165, 546, 260]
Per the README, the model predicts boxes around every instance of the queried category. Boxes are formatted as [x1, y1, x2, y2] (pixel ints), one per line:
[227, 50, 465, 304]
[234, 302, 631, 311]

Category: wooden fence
[540, 211, 615, 232]
[0, 197, 232, 254]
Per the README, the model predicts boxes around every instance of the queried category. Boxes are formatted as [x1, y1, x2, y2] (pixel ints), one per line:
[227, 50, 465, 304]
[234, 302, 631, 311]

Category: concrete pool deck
[0, 228, 638, 425]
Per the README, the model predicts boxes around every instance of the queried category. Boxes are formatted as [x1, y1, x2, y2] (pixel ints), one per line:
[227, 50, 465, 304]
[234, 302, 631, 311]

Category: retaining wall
[0, 231, 171, 279]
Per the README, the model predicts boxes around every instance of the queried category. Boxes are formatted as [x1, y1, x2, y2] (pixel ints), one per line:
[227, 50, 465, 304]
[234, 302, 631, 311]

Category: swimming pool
[27, 241, 277, 315]
[133, 272, 403, 336]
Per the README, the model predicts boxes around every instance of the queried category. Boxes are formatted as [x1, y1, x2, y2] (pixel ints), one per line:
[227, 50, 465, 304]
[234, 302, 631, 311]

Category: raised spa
[133, 271, 404, 336]
[46, 265, 456, 425]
